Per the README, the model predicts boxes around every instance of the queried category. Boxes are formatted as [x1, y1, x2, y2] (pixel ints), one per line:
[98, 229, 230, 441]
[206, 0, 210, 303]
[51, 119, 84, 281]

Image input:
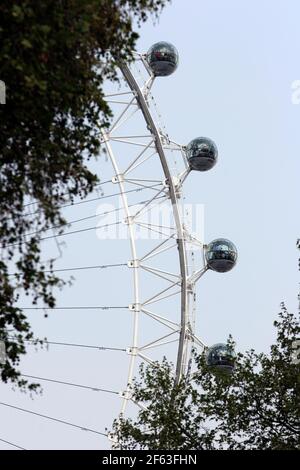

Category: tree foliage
[0, 0, 168, 389]
[113, 307, 300, 450]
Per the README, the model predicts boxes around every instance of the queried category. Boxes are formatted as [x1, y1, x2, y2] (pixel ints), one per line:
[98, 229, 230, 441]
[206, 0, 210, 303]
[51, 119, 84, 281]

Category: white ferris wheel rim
[101, 51, 207, 426]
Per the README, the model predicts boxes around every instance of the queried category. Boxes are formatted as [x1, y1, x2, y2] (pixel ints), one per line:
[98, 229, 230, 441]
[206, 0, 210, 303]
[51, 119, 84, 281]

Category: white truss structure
[101, 52, 209, 421]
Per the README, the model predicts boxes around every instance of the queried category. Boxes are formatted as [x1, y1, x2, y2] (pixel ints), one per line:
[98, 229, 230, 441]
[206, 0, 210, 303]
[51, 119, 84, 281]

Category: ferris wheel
[100, 41, 238, 428]
[0, 42, 238, 450]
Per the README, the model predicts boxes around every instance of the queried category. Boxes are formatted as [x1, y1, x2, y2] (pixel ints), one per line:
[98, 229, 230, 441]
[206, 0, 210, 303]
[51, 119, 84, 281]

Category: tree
[113, 306, 300, 450]
[0, 0, 169, 390]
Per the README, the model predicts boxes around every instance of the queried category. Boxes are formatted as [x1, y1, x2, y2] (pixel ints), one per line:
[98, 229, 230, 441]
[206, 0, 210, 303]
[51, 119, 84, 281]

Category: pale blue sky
[0, 0, 299, 450]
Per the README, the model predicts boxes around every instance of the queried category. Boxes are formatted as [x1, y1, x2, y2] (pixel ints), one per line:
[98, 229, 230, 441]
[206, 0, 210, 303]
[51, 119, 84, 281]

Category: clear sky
[0, 0, 299, 450]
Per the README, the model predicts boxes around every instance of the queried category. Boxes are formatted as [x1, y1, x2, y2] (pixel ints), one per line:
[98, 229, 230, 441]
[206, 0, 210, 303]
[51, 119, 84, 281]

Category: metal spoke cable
[42, 262, 127, 273]
[3, 221, 122, 248]
[12, 194, 167, 240]
[4, 189, 167, 249]
[20, 184, 162, 220]
[8, 337, 126, 352]
[19, 306, 128, 310]
[23, 179, 112, 208]
[0, 437, 25, 450]
[0, 402, 107, 437]
[57, 184, 160, 209]
[20, 374, 119, 395]
[8, 263, 127, 277]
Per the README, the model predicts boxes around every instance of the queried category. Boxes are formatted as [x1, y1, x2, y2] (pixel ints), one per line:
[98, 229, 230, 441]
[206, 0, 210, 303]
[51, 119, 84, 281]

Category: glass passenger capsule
[205, 238, 237, 273]
[206, 343, 236, 374]
[186, 137, 218, 171]
[146, 42, 179, 76]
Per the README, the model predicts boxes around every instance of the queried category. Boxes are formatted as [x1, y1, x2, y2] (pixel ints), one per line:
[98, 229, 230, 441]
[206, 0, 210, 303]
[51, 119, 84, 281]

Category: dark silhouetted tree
[113, 306, 300, 449]
[0, 0, 168, 389]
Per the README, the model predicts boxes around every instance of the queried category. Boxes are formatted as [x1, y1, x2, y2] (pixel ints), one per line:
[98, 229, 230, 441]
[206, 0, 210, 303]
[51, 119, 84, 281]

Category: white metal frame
[101, 53, 208, 423]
